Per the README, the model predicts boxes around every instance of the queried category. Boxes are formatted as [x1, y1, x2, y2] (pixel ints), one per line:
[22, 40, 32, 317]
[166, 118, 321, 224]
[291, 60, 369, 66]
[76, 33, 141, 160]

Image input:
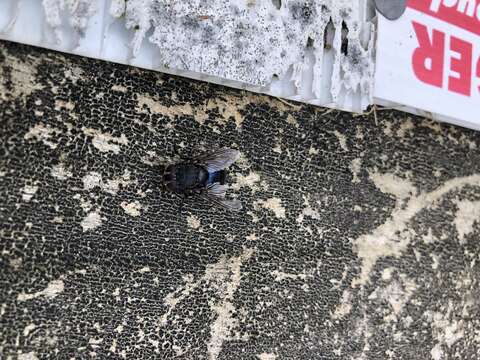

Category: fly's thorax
[163, 163, 209, 193]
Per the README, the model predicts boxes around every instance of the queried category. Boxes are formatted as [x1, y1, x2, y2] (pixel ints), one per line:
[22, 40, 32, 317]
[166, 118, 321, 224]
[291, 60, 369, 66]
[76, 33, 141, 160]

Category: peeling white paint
[17, 279, 64, 301]
[43, 0, 96, 45]
[2, 0, 375, 113]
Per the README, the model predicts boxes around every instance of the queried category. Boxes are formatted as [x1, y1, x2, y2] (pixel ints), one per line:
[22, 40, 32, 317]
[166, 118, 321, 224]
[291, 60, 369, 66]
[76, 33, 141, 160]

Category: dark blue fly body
[163, 148, 242, 211]
[207, 170, 226, 185]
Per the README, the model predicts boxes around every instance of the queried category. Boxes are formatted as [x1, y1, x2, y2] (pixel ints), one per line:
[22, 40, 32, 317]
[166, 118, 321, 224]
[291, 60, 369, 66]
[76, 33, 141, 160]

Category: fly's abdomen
[207, 170, 226, 185]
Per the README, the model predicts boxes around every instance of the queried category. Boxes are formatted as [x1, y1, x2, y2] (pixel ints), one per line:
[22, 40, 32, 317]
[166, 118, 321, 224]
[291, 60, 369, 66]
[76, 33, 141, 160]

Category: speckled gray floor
[1, 40, 479, 360]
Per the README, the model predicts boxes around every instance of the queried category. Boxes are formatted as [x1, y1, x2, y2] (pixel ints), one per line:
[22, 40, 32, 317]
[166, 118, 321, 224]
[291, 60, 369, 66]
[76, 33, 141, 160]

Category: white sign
[375, 0, 480, 129]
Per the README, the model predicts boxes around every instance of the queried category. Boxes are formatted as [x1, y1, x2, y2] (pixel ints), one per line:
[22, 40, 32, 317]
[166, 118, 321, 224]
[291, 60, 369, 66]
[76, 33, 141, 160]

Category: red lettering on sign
[477, 57, 480, 93]
[449, 36, 472, 96]
[408, 0, 480, 36]
[412, 22, 445, 87]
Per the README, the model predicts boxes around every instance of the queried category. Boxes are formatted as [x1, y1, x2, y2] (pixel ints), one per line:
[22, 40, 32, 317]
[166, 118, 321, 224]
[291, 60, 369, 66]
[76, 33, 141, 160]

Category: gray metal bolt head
[374, 0, 407, 20]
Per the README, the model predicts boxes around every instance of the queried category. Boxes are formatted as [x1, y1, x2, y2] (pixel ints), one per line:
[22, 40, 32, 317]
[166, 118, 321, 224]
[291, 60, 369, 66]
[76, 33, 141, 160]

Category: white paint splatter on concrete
[51, 164, 73, 180]
[271, 270, 308, 282]
[109, 339, 117, 353]
[24, 123, 60, 149]
[350, 158, 362, 183]
[89, 338, 103, 345]
[430, 343, 443, 360]
[22, 185, 38, 202]
[309, 146, 319, 156]
[422, 228, 437, 244]
[454, 200, 480, 244]
[332, 289, 352, 319]
[334, 130, 348, 151]
[23, 323, 36, 336]
[121, 201, 142, 217]
[257, 353, 277, 360]
[368, 172, 417, 204]
[256, 198, 286, 219]
[352, 172, 480, 287]
[111, 84, 128, 93]
[428, 303, 466, 360]
[17, 279, 64, 301]
[187, 215, 201, 230]
[83, 170, 132, 194]
[246, 233, 258, 241]
[115, 324, 124, 334]
[368, 275, 417, 321]
[296, 196, 320, 224]
[232, 172, 261, 191]
[9, 257, 22, 270]
[82, 128, 128, 154]
[54, 99, 75, 111]
[81, 211, 102, 232]
[138, 266, 150, 273]
[206, 248, 254, 360]
[158, 248, 254, 360]
[17, 352, 39, 360]
[381, 267, 394, 281]
[83, 172, 102, 190]
[396, 118, 415, 138]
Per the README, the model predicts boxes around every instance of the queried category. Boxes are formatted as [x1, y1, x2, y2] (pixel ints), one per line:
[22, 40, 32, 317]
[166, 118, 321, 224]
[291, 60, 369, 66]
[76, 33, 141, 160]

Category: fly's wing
[204, 183, 242, 212]
[195, 148, 240, 172]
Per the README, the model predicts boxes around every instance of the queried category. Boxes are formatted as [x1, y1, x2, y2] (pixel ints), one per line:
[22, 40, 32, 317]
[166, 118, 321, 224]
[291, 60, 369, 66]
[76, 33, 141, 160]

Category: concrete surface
[1, 40, 479, 359]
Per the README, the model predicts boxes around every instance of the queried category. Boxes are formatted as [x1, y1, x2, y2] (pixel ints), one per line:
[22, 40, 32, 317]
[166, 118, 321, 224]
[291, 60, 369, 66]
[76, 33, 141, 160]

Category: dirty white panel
[374, 4, 480, 131]
[0, 0, 376, 113]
